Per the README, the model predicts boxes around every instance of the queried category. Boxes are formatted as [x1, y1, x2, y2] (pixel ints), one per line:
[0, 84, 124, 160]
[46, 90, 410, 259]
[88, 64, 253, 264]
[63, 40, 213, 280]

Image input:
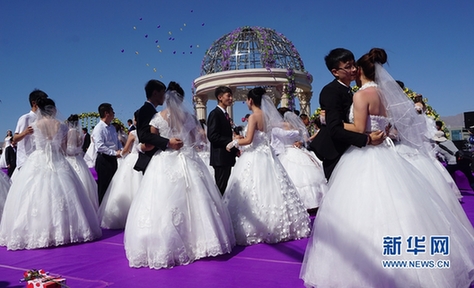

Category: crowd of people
[0, 47, 473, 287]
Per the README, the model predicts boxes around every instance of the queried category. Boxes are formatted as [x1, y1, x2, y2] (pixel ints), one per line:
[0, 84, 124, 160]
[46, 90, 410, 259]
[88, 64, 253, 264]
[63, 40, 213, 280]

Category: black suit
[5, 145, 16, 177]
[309, 79, 368, 179]
[207, 106, 238, 195]
[82, 132, 91, 153]
[134, 101, 169, 173]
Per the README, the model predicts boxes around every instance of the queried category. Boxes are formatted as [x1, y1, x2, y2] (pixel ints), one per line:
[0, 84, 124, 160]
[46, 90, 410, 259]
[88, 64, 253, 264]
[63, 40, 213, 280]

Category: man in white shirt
[92, 103, 122, 204]
[12, 89, 48, 176]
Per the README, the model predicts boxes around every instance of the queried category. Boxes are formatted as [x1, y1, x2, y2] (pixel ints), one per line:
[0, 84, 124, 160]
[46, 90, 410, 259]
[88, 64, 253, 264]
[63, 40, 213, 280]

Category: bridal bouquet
[21, 269, 68, 288]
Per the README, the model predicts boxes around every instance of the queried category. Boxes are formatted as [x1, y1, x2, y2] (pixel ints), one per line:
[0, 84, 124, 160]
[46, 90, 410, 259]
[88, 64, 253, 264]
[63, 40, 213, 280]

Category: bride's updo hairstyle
[247, 87, 266, 107]
[356, 48, 387, 81]
[36, 97, 56, 117]
[166, 81, 184, 98]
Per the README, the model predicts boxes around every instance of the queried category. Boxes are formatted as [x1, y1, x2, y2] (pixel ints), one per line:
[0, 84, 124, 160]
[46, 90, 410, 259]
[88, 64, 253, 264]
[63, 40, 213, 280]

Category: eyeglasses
[336, 64, 358, 73]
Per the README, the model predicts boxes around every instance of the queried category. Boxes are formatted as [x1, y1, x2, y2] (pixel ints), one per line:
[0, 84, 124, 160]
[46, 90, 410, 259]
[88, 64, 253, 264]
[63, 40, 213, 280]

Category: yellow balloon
[135, 51, 139, 55]
[153, 68, 157, 72]
[168, 31, 172, 35]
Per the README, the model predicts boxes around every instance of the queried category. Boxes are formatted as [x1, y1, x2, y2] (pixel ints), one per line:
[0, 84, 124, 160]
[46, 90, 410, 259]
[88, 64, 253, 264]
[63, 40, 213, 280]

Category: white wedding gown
[124, 112, 235, 269]
[65, 127, 99, 212]
[223, 128, 311, 246]
[300, 108, 474, 288]
[0, 119, 102, 250]
[98, 130, 143, 229]
[271, 127, 327, 209]
[0, 136, 11, 168]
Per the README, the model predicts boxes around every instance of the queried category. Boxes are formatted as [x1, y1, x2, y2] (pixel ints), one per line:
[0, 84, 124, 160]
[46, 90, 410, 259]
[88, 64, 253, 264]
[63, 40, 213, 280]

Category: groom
[207, 86, 239, 195]
[310, 48, 384, 180]
[134, 79, 183, 173]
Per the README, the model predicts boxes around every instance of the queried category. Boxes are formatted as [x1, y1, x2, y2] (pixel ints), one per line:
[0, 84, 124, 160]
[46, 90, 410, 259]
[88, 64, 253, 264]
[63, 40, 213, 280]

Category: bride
[124, 82, 235, 269]
[0, 98, 101, 250]
[300, 48, 474, 287]
[223, 87, 310, 246]
[271, 111, 328, 210]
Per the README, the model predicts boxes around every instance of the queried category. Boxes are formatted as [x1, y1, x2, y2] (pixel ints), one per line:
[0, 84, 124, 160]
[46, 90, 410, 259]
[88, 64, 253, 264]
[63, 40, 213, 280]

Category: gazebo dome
[193, 26, 313, 121]
[200, 26, 306, 75]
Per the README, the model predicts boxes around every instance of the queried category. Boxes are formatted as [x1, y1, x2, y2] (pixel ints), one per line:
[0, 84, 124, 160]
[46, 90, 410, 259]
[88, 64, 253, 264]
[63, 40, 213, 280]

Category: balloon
[153, 68, 156, 72]
[145, 34, 148, 38]
[121, 49, 124, 53]
[157, 25, 161, 28]
[135, 51, 139, 55]
[133, 26, 136, 30]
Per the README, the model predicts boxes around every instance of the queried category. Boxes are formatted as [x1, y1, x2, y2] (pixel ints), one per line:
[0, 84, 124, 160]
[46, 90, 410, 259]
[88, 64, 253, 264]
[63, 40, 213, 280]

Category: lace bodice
[241, 127, 270, 153]
[348, 105, 389, 133]
[32, 119, 68, 152]
[150, 112, 172, 138]
[149, 111, 198, 147]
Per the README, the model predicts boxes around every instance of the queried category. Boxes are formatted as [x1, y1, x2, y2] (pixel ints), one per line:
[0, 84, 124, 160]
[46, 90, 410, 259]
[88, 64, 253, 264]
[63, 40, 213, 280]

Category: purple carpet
[0, 171, 473, 287]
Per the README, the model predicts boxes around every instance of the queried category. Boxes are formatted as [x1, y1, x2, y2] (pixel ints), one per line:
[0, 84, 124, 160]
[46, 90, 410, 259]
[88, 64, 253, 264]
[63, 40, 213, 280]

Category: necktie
[224, 112, 230, 121]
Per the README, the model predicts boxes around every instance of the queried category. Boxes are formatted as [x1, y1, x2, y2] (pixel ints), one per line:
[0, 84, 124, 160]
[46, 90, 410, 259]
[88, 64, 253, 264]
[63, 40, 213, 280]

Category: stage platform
[0, 170, 473, 287]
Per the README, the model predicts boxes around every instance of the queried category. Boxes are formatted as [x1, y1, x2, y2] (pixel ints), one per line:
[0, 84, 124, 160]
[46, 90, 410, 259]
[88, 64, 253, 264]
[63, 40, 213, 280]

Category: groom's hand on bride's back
[368, 130, 385, 146]
[168, 138, 183, 150]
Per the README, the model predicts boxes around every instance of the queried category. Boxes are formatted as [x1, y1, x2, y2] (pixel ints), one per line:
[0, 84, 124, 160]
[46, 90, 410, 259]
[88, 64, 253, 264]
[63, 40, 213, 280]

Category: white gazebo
[193, 26, 313, 121]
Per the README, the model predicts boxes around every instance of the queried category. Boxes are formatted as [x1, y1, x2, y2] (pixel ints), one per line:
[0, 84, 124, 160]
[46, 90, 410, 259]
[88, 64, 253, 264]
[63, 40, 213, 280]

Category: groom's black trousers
[213, 166, 232, 196]
[95, 153, 118, 205]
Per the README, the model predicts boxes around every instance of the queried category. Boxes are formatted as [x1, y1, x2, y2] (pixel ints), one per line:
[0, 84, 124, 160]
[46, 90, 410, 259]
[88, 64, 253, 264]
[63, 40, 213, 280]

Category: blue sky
[1, 0, 473, 136]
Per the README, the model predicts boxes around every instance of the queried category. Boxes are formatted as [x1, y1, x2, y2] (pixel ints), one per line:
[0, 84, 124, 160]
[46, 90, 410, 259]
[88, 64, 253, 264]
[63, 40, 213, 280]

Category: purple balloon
[157, 25, 161, 28]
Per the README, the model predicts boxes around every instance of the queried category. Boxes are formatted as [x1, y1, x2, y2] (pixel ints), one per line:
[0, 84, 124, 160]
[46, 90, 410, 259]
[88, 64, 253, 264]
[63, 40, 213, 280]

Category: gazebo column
[194, 94, 208, 121]
[298, 91, 313, 116]
[280, 84, 290, 108]
[227, 86, 238, 120]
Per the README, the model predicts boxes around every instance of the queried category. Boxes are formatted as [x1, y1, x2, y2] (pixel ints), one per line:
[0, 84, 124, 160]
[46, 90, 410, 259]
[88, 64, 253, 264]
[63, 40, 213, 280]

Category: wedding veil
[164, 90, 202, 147]
[283, 111, 310, 143]
[260, 95, 285, 133]
[375, 63, 429, 155]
